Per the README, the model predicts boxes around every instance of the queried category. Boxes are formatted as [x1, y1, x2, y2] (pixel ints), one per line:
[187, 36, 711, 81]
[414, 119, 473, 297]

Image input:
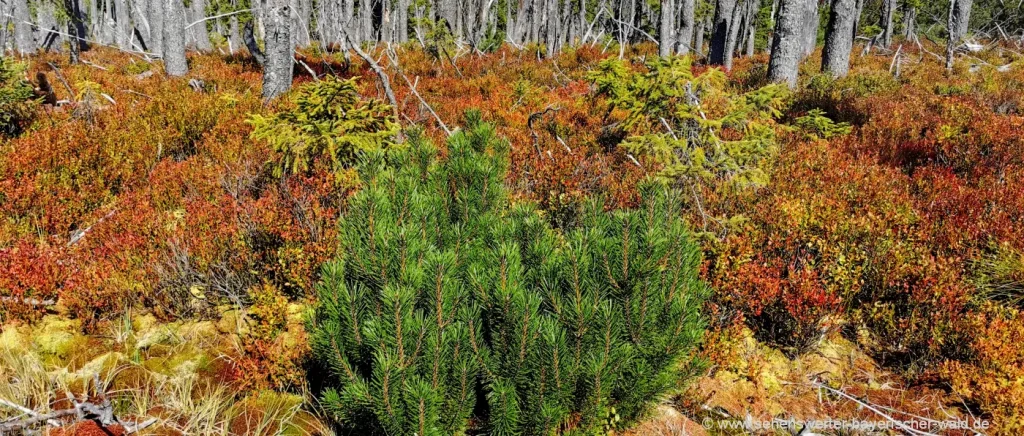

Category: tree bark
[64, 0, 90, 62]
[191, 0, 213, 51]
[709, 0, 738, 66]
[821, 0, 856, 77]
[262, 0, 294, 100]
[677, 0, 695, 54]
[880, 0, 895, 48]
[743, 0, 757, 56]
[149, 0, 164, 54]
[229, 16, 242, 53]
[37, 3, 61, 52]
[767, 0, 805, 88]
[902, 6, 916, 39]
[801, 0, 818, 58]
[660, 0, 675, 56]
[114, 0, 132, 49]
[163, 0, 188, 76]
[13, 0, 35, 55]
[695, 14, 710, 56]
[945, 0, 972, 71]
[546, 0, 561, 55]
[724, 0, 745, 66]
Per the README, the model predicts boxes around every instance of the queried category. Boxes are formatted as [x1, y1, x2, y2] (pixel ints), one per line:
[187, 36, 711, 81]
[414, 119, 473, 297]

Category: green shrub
[309, 115, 708, 434]
[792, 109, 852, 140]
[589, 56, 788, 192]
[248, 77, 400, 181]
[0, 60, 37, 137]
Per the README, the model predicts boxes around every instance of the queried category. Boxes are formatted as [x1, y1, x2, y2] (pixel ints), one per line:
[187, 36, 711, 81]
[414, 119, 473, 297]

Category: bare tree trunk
[724, 0, 745, 66]
[695, 14, 710, 56]
[677, 0, 695, 53]
[709, 0, 738, 65]
[945, 0, 972, 71]
[262, 0, 293, 99]
[821, 0, 856, 77]
[149, 0, 164, 53]
[852, 0, 863, 37]
[398, 0, 409, 43]
[743, 0, 757, 56]
[64, 0, 90, 62]
[191, 0, 213, 51]
[902, 5, 916, 39]
[114, 0, 132, 49]
[163, 0, 188, 76]
[660, 0, 675, 56]
[13, 0, 35, 55]
[229, 16, 242, 53]
[801, 0, 818, 58]
[90, 0, 101, 44]
[879, 0, 895, 48]
[37, 3, 61, 51]
[767, 0, 805, 88]
[358, 0, 371, 42]
[546, 0, 560, 54]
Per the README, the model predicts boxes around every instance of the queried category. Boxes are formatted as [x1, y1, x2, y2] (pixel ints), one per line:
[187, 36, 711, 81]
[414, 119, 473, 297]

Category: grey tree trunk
[295, 0, 311, 47]
[114, 0, 132, 49]
[13, 0, 35, 55]
[709, 0, 738, 65]
[880, 0, 895, 48]
[660, 0, 675, 56]
[37, 3, 61, 51]
[546, 0, 560, 55]
[229, 16, 242, 53]
[821, 0, 856, 77]
[64, 0, 90, 61]
[743, 0, 757, 56]
[724, 0, 745, 67]
[149, 0, 164, 54]
[90, 0, 101, 44]
[695, 14, 710, 56]
[946, 0, 972, 71]
[677, 0, 695, 53]
[767, 0, 806, 88]
[163, 0, 188, 76]
[262, 0, 293, 100]
[903, 6, 916, 39]
[397, 0, 409, 43]
[191, 0, 213, 51]
[852, 0, 863, 37]
[362, 0, 374, 41]
[801, 0, 818, 58]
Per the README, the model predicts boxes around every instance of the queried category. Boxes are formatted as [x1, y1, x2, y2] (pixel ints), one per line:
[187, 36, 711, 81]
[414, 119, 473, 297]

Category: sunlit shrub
[248, 77, 400, 181]
[309, 116, 708, 434]
[0, 59, 36, 136]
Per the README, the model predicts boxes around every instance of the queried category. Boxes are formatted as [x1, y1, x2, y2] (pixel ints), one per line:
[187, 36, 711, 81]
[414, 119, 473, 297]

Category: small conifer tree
[310, 113, 708, 434]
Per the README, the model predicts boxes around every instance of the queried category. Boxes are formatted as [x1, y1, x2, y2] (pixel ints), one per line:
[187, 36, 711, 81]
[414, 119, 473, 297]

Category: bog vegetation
[2, 0, 1024, 434]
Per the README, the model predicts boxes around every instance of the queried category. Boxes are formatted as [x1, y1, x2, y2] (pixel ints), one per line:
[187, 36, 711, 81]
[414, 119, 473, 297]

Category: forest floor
[2, 42, 1022, 434]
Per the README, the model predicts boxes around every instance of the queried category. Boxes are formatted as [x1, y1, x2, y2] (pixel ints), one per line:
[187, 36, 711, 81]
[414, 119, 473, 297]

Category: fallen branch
[345, 34, 400, 122]
[812, 381, 940, 436]
[386, 47, 452, 136]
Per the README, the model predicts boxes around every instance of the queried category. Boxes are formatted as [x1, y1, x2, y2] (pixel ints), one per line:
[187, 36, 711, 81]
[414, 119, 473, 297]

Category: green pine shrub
[248, 77, 400, 181]
[309, 114, 708, 434]
[0, 59, 37, 137]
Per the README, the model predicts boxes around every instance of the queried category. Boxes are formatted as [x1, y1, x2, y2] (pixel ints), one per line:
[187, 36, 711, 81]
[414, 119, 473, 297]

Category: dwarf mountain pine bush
[309, 114, 708, 434]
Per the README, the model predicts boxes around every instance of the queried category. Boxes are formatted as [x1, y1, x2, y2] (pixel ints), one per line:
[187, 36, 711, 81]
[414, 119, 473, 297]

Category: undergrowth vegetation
[1, 41, 1022, 432]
